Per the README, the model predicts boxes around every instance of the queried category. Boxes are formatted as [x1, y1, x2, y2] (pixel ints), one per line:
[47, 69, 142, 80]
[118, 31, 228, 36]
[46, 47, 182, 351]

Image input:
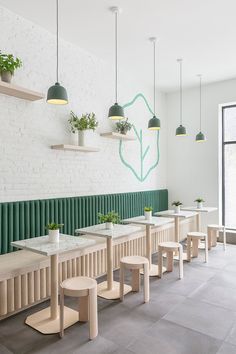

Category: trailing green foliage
[45, 222, 64, 230]
[172, 201, 182, 206]
[116, 118, 132, 135]
[144, 206, 153, 212]
[98, 211, 120, 224]
[194, 198, 205, 203]
[0, 52, 22, 74]
[69, 111, 98, 132]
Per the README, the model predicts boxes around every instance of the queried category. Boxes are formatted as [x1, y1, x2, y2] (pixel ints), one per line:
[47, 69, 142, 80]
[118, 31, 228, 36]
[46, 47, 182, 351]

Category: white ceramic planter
[197, 202, 203, 209]
[144, 211, 152, 220]
[78, 131, 85, 146]
[174, 205, 180, 214]
[48, 229, 60, 243]
[105, 222, 113, 230]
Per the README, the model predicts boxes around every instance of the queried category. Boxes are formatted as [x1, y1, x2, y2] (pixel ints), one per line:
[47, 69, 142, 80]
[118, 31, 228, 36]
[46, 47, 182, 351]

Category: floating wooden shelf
[0, 80, 44, 101]
[100, 132, 136, 141]
[51, 144, 99, 152]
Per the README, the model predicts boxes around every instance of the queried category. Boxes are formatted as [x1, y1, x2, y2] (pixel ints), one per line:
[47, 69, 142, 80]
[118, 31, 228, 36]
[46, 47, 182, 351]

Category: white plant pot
[197, 202, 203, 209]
[106, 222, 113, 230]
[144, 211, 152, 221]
[78, 131, 85, 146]
[174, 205, 180, 214]
[77, 130, 95, 147]
[48, 229, 60, 243]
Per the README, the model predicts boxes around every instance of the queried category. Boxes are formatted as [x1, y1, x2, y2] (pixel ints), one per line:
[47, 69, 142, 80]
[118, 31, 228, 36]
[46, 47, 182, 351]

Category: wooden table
[181, 206, 217, 231]
[11, 234, 95, 334]
[122, 216, 173, 276]
[76, 223, 141, 300]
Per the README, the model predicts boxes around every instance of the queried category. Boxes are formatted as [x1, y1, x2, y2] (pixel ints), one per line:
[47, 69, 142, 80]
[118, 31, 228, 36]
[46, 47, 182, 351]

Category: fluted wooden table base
[140, 264, 167, 277]
[97, 281, 132, 300]
[25, 306, 79, 334]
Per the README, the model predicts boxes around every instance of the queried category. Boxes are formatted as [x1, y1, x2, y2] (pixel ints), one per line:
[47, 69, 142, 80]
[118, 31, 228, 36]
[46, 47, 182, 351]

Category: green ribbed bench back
[0, 189, 168, 254]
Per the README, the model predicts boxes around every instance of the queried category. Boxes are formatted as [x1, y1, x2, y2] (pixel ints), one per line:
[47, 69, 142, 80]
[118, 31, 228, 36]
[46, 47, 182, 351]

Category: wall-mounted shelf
[100, 132, 136, 141]
[0, 80, 44, 101]
[51, 144, 100, 152]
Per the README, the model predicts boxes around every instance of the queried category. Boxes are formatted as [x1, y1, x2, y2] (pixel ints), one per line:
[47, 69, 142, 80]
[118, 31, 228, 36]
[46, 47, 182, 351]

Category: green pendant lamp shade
[176, 59, 186, 136]
[47, 0, 68, 105]
[195, 75, 206, 142]
[108, 7, 124, 120]
[148, 37, 160, 130]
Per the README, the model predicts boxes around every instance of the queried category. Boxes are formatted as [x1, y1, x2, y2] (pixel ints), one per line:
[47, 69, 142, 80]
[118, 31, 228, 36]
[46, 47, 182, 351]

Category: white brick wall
[0, 6, 167, 202]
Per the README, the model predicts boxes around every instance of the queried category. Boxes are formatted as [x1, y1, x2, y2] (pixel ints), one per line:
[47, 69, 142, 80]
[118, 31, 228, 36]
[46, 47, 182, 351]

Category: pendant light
[108, 7, 125, 120]
[47, 0, 68, 105]
[196, 75, 206, 142]
[176, 59, 187, 136]
[148, 37, 160, 130]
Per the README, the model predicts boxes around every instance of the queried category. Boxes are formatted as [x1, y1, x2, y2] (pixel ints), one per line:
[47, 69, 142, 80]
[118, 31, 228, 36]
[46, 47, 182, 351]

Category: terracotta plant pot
[1, 71, 12, 83]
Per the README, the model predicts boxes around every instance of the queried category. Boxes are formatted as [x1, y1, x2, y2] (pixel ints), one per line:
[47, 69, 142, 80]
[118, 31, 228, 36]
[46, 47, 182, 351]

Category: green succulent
[45, 222, 64, 230]
[98, 211, 120, 224]
[0, 52, 22, 74]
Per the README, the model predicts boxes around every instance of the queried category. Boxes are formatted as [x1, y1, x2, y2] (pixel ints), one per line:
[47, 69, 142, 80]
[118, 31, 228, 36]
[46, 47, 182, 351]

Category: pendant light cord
[153, 40, 156, 116]
[199, 75, 202, 131]
[115, 10, 118, 103]
[179, 59, 183, 125]
[56, 0, 59, 83]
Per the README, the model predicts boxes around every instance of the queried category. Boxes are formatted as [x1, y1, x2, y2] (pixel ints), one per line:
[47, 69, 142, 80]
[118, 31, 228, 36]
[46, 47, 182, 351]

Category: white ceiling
[0, 0, 236, 92]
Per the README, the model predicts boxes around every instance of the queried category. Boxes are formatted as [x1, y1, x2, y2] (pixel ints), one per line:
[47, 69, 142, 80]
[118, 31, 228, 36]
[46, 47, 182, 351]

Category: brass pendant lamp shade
[195, 75, 206, 142]
[148, 37, 160, 130]
[108, 7, 125, 120]
[47, 0, 68, 105]
[176, 59, 186, 136]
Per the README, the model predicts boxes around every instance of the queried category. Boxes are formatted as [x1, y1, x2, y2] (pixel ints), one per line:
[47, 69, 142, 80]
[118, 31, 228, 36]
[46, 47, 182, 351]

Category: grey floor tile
[164, 298, 236, 340]
[225, 323, 236, 346]
[0, 343, 13, 354]
[217, 342, 236, 354]
[128, 319, 221, 354]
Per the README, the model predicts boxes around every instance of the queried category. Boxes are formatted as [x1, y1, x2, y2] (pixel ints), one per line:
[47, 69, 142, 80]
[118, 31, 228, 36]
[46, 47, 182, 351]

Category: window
[222, 105, 236, 229]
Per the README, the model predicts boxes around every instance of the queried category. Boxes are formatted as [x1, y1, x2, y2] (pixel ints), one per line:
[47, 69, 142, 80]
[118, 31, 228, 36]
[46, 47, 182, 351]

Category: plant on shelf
[194, 198, 205, 209]
[144, 206, 153, 221]
[98, 211, 120, 230]
[172, 201, 182, 214]
[68, 111, 98, 146]
[0, 52, 22, 83]
[45, 222, 64, 243]
[115, 118, 132, 135]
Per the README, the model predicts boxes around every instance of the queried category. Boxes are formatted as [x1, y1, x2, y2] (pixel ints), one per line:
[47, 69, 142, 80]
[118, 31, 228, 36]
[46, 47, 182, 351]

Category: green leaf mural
[119, 93, 160, 182]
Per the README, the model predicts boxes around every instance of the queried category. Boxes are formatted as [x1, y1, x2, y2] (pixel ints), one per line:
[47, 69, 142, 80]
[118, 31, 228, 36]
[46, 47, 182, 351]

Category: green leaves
[116, 118, 132, 135]
[194, 198, 205, 203]
[144, 206, 153, 212]
[45, 222, 64, 230]
[0, 52, 22, 74]
[98, 211, 120, 224]
[69, 111, 98, 133]
[171, 201, 182, 206]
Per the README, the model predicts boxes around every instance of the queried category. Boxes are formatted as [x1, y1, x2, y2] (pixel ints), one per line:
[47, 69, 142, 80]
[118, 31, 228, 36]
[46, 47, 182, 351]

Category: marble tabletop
[122, 215, 174, 227]
[155, 210, 197, 218]
[181, 206, 217, 213]
[11, 234, 95, 256]
[76, 223, 141, 239]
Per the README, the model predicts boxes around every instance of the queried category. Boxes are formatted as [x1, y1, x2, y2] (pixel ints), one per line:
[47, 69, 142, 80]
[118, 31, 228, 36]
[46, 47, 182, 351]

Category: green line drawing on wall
[119, 93, 160, 182]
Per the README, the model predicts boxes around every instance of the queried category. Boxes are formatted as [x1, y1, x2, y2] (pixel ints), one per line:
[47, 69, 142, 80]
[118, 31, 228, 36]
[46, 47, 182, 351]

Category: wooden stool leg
[205, 235, 208, 263]
[131, 269, 140, 292]
[143, 263, 149, 303]
[223, 227, 226, 251]
[158, 246, 163, 278]
[207, 227, 212, 250]
[120, 263, 125, 301]
[192, 239, 199, 257]
[212, 230, 217, 247]
[59, 287, 64, 338]
[166, 251, 173, 272]
[79, 296, 89, 322]
[187, 236, 191, 262]
[88, 287, 98, 340]
[178, 245, 183, 279]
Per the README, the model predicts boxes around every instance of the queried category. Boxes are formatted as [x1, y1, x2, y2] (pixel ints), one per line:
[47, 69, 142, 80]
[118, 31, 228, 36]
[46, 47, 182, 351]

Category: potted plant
[144, 206, 153, 221]
[45, 222, 64, 243]
[194, 198, 205, 209]
[172, 201, 182, 214]
[68, 111, 98, 146]
[0, 52, 22, 83]
[116, 118, 132, 135]
[98, 211, 120, 230]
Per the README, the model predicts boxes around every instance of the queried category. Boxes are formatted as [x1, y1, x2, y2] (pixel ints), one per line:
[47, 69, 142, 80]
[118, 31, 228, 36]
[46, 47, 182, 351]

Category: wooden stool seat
[120, 256, 149, 303]
[158, 242, 183, 279]
[207, 225, 226, 250]
[60, 276, 98, 340]
[187, 232, 208, 262]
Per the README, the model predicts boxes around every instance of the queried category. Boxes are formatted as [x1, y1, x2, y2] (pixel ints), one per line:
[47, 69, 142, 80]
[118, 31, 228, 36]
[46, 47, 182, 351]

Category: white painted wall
[166, 78, 236, 228]
[0, 6, 167, 202]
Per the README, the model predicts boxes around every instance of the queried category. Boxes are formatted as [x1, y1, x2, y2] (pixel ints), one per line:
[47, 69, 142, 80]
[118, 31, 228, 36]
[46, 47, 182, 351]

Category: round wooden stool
[120, 256, 149, 303]
[158, 242, 183, 279]
[187, 232, 208, 262]
[60, 276, 98, 340]
[208, 224, 226, 250]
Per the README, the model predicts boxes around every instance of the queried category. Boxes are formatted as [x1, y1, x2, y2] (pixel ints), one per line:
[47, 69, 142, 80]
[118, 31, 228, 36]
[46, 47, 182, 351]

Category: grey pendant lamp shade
[148, 38, 160, 130]
[47, 0, 68, 105]
[176, 59, 187, 136]
[108, 7, 124, 120]
[195, 75, 206, 142]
